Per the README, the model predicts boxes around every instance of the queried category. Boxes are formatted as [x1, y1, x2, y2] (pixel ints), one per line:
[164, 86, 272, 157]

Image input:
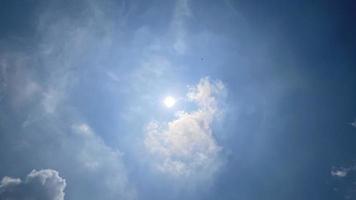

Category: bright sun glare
[163, 96, 176, 108]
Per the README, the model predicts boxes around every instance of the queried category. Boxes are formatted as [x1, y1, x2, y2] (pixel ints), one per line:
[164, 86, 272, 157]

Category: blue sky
[0, 0, 356, 199]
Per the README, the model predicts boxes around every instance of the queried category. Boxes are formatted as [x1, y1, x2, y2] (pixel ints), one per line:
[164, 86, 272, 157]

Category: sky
[0, 0, 356, 199]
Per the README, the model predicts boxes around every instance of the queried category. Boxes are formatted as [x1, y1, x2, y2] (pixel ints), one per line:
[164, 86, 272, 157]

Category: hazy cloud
[172, 0, 191, 54]
[0, 169, 66, 200]
[145, 77, 225, 178]
[69, 122, 137, 199]
[0, 1, 137, 199]
[351, 119, 356, 128]
[72, 123, 94, 137]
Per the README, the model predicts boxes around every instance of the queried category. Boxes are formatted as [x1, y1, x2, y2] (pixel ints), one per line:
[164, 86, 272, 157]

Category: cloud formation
[351, 119, 356, 128]
[145, 77, 225, 177]
[172, 0, 191, 54]
[0, 1, 137, 199]
[331, 165, 356, 178]
[331, 168, 348, 178]
[0, 169, 66, 200]
[69, 123, 136, 199]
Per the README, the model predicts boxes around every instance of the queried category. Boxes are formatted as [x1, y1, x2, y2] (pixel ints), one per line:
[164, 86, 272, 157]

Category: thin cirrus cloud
[144, 77, 226, 178]
[172, 0, 191, 54]
[0, 169, 66, 200]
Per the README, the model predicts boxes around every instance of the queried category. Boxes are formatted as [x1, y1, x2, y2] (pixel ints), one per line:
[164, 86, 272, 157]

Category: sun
[163, 96, 176, 108]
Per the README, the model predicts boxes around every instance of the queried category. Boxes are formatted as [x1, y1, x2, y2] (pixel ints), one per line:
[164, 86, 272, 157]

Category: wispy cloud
[331, 165, 356, 178]
[67, 121, 136, 199]
[172, 0, 191, 54]
[331, 165, 356, 199]
[331, 167, 349, 177]
[145, 77, 226, 178]
[0, 1, 137, 199]
[72, 123, 94, 137]
[0, 169, 66, 200]
[350, 119, 356, 128]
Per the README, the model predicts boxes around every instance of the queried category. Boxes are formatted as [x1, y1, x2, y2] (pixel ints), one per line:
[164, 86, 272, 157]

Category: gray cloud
[0, 169, 66, 200]
[145, 77, 226, 178]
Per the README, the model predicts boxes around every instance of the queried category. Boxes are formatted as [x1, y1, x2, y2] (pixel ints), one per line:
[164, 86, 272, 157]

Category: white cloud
[331, 165, 356, 199]
[144, 77, 225, 178]
[331, 165, 356, 178]
[331, 168, 348, 177]
[0, 177, 21, 187]
[0, 169, 66, 200]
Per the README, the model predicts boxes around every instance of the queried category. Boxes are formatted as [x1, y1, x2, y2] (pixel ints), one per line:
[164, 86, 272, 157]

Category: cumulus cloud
[144, 77, 225, 177]
[0, 169, 66, 200]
